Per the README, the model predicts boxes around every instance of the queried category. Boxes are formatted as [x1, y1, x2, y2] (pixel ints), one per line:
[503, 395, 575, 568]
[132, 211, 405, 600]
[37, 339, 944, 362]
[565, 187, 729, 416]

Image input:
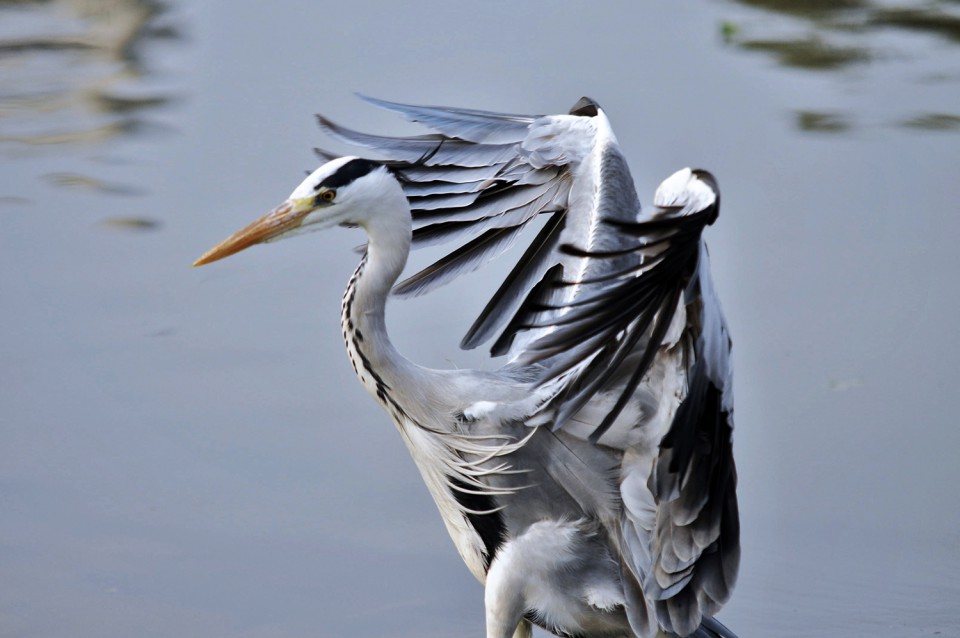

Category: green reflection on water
[724, 0, 960, 133]
[725, 0, 960, 65]
[901, 113, 960, 130]
[871, 7, 960, 43]
[739, 35, 870, 70]
[98, 215, 163, 231]
[736, 0, 869, 20]
[44, 171, 147, 196]
[796, 110, 852, 133]
[0, 0, 179, 148]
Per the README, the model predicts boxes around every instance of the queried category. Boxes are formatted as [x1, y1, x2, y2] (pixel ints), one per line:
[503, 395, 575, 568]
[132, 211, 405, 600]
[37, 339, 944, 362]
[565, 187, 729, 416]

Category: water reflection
[901, 112, 960, 130]
[723, 0, 960, 132]
[734, 0, 869, 19]
[795, 110, 851, 133]
[737, 35, 869, 70]
[871, 6, 960, 42]
[44, 171, 147, 195]
[724, 0, 960, 65]
[0, 0, 178, 149]
[730, 0, 960, 41]
[98, 215, 162, 231]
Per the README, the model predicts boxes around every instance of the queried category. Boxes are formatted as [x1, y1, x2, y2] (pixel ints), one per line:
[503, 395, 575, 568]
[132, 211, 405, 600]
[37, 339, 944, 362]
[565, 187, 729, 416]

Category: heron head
[194, 156, 400, 266]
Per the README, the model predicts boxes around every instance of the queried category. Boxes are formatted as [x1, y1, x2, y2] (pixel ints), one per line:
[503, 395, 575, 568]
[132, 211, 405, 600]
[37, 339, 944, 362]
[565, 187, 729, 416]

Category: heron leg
[483, 549, 527, 638]
[512, 619, 533, 638]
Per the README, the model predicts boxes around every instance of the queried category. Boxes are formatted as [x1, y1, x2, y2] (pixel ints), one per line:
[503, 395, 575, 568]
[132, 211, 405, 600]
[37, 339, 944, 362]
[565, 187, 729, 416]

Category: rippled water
[2, 1, 958, 636]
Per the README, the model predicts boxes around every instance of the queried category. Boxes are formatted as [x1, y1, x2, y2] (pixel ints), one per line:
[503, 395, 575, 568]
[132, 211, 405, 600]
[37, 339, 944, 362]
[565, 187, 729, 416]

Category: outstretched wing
[317, 97, 738, 636]
[316, 95, 636, 360]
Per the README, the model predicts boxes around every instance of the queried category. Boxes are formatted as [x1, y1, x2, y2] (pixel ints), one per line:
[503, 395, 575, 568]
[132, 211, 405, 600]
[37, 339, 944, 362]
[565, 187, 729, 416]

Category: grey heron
[195, 97, 739, 638]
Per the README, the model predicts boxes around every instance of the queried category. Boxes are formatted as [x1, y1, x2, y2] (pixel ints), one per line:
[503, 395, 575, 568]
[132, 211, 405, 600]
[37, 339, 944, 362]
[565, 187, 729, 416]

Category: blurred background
[2, 1, 958, 636]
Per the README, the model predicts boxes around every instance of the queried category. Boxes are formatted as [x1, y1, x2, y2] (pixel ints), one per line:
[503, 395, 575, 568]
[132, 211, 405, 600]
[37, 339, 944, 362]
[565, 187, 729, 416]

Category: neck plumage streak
[340, 250, 521, 582]
[341, 252, 401, 413]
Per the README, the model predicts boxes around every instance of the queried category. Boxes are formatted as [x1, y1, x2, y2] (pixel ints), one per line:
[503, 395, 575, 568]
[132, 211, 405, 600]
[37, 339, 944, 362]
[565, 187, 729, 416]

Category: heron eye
[319, 189, 336, 203]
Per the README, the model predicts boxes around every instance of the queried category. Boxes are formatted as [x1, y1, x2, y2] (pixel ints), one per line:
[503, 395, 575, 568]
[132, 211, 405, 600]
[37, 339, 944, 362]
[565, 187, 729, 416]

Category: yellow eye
[320, 189, 336, 202]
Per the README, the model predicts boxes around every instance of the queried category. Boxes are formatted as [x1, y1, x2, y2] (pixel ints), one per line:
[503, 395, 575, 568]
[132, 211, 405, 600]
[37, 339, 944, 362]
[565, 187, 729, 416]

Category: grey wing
[528, 169, 739, 636]
[315, 95, 631, 358]
[317, 97, 738, 636]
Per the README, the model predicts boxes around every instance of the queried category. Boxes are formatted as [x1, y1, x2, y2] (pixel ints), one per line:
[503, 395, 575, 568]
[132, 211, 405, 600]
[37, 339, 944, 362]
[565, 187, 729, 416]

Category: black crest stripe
[317, 158, 381, 190]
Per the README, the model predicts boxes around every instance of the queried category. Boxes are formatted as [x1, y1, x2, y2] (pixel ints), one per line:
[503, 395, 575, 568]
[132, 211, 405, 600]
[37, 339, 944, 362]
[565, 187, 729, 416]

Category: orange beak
[193, 200, 312, 266]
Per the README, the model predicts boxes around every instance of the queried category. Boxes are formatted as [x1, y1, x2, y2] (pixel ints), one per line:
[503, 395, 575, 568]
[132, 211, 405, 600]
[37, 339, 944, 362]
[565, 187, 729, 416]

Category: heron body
[196, 97, 739, 638]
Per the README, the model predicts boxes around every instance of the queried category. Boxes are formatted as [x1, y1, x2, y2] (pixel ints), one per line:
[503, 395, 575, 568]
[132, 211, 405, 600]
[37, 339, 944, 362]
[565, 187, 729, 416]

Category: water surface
[2, 1, 958, 636]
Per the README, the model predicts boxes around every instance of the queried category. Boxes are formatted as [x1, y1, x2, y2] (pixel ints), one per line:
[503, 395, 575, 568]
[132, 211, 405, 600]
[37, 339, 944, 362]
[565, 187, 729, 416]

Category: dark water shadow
[738, 35, 870, 70]
[795, 110, 852, 133]
[870, 7, 960, 43]
[734, 0, 870, 19]
[900, 112, 960, 130]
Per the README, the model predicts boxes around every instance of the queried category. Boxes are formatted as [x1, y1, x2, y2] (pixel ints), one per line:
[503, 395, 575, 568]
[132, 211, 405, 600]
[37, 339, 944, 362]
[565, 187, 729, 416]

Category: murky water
[2, 1, 958, 636]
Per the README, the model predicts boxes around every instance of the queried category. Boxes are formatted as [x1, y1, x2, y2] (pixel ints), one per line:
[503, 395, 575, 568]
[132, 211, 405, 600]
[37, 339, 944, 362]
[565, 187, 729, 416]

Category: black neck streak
[341, 253, 408, 420]
[340, 251, 505, 571]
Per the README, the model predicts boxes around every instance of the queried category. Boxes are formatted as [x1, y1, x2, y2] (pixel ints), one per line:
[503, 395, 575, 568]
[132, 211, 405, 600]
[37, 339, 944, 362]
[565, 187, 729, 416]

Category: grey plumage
[332, 98, 740, 637]
[195, 96, 740, 638]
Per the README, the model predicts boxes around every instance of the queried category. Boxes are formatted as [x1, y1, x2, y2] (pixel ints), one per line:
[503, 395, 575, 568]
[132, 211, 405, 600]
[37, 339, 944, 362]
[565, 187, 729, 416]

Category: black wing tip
[696, 616, 738, 638]
[313, 146, 340, 162]
[691, 168, 721, 225]
[461, 210, 567, 351]
[691, 168, 718, 188]
[314, 113, 339, 133]
[569, 97, 600, 117]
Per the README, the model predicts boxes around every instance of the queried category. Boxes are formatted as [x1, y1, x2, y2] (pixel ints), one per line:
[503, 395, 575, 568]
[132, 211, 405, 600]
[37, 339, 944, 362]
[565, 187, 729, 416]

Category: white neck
[335, 178, 526, 583]
[340, 190, 423, 409]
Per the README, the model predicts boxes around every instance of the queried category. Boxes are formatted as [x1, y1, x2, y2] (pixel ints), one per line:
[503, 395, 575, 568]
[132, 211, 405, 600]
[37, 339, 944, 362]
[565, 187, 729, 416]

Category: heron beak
[193, 199, 313, 266]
